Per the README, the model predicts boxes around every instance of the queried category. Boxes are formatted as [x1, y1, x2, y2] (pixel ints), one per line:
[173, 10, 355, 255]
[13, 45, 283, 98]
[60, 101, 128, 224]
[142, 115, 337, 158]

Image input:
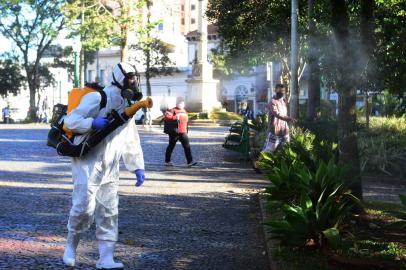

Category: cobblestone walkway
[0, 124, 270, 270]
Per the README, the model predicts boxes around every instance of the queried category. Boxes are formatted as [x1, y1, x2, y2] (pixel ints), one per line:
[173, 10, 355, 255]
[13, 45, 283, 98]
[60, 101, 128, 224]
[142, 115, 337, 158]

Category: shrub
[257, 127, 338, 173]
[267, 188, 360, 250]
[259, 127, 360, 251]
[359, 117, 406, 176]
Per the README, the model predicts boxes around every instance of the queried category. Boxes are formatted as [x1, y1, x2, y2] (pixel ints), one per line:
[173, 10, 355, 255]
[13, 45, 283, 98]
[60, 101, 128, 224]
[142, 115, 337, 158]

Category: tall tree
[330, 0, 362, 198]
[207, 0, 308, 117]
[132, 0, 175, 96]
[62, 0, 146, 64]
[0, 0, 64, 120]
[306, 0, 321, 121]
[360, 0, 375, 128]
[374, 0, 406, 98]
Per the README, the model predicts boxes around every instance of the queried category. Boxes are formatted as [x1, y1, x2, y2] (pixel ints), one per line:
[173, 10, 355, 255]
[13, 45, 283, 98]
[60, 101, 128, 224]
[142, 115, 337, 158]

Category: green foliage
[0, 0, 64, 113]
[375, 0, 406, 97]
[62, 0, 146, 55]
[249, 113, 268, 133]
[210, 111, 243, 121]
[263, 160, 309, 203]
[132, 38, 176, 75]
[373, 91, 406, 117]
[62, 0, 115, 51]
[259, 127, 359, 250]
[258, 127, 338, 173]
[249, 114, 268, 152]
[359, 117, 406, 176]
[0, 56, 25, 98]
[299, 119, 338, 143]
[268, 189, 359, 249]
[206, 0, 307, 97]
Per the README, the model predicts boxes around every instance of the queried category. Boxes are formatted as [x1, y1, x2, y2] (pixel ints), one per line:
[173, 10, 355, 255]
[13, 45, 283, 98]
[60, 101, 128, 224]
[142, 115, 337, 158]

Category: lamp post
[58, 70, 62, 103]
[290, 0, 299, 119]
[72, 39, 81, 88]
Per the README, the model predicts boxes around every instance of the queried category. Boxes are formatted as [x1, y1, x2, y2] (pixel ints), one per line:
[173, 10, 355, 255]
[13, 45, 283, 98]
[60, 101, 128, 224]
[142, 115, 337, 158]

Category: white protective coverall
[64, 65, 144, 243]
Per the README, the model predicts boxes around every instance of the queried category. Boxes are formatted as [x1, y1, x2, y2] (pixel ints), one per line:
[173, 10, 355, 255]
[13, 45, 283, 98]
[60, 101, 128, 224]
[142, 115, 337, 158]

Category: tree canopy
[0, 56, 25, 98]
[0, 0, 64, 120]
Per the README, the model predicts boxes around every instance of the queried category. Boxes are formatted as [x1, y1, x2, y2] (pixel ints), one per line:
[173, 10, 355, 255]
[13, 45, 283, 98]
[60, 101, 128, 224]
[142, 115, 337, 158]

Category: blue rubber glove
[92, 116, 109, 130]
[135, 169, 145, 187]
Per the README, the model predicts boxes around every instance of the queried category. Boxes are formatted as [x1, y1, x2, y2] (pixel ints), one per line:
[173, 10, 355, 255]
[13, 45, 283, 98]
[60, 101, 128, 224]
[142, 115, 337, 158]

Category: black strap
[98, 90, 107, 110]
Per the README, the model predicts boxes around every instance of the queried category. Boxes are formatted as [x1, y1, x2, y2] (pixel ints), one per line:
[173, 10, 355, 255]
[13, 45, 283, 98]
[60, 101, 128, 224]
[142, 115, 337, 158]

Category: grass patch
[210, 111, 243, 121]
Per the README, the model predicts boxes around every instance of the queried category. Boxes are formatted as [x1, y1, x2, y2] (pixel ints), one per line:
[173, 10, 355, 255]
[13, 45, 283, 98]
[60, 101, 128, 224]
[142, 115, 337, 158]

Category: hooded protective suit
[64, 63, 144, 243]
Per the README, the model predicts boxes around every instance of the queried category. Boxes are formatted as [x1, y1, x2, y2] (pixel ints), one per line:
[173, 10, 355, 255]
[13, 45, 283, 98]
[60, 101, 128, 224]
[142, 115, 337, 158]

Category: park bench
[222, 117, 250, 158]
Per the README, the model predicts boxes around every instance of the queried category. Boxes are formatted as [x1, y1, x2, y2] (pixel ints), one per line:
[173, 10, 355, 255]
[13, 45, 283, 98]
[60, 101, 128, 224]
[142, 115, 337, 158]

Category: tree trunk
[364, 91, 369, 128]
[290, 0, 299, 119]
[28, 80, 37, 121]
[306, 0, 321, 121]
[24, 59, 38, 121]
[80, 4, 85, 87]
[360, 0, 375, 129]
[121, 32, 129, 62]
[146, 48, 151, 96]
[80, 49, 85, 87]
[145, 1, 152, 96]
[331, 0, 362, 198]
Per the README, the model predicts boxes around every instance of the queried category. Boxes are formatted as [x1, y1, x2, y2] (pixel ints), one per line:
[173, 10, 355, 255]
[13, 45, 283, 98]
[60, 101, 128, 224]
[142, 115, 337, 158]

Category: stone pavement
[0, 124, 270, 270]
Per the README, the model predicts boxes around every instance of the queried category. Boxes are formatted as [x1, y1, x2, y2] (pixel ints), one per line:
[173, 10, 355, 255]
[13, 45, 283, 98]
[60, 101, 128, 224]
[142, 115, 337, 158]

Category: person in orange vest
[164, 96, 197, 167]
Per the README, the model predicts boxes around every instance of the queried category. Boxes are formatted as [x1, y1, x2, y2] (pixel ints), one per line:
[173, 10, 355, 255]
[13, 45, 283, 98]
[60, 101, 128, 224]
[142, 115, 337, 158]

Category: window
[191, 18, 195, 24]
[100, 69, 105, 84]
[191, 4, 195, 10]
[87, 70, 94, 82]
[158, 23, 164, 31]
[181, 18, 185, 25]
[181, 5, 184, 11]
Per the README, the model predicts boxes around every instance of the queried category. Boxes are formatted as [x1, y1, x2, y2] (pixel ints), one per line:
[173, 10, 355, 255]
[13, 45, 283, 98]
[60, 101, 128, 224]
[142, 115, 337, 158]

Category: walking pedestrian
[145, 108, 152, 127]
[164, 96, 197, 167]
[2, 105, 10, 124]
[62, 62, 145, 269]
[263, 84, 296, 153]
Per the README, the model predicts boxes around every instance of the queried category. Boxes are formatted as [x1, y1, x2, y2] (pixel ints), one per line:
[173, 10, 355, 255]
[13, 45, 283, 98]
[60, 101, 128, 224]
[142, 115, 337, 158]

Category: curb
[258, 192, 279, 270]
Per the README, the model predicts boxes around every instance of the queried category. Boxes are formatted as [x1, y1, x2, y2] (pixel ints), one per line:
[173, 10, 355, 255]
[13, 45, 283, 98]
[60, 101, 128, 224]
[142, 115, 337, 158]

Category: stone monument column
[186, 0, 221, 112]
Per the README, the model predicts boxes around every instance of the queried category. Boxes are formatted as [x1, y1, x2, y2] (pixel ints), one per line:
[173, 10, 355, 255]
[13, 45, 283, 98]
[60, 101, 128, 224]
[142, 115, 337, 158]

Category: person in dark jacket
[164, 96, 197, 167]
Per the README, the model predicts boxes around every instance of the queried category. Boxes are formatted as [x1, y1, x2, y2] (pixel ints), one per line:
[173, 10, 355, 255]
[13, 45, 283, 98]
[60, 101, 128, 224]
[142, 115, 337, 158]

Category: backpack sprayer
[47, 97, 153, 158]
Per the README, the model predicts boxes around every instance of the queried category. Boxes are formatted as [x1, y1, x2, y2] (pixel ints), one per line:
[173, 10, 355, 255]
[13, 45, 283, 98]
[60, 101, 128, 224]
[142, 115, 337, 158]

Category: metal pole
[290, 0, 299, 118]
[96, 49, 100, 82]
[74, 52, 80, 88]
[59, 80, 62, 103]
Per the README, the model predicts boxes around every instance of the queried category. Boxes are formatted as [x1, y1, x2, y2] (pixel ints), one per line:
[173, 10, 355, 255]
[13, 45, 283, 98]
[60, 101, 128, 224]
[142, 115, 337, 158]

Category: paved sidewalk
[0, 124, 270, 270]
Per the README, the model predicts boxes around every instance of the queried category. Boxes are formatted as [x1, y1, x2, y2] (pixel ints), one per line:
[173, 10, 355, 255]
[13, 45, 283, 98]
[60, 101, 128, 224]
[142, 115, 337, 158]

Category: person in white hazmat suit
[62, 62, 145, 269]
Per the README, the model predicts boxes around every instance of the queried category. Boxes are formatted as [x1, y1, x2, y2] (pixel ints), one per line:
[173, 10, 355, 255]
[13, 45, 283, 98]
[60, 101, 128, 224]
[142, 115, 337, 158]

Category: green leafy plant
[257, 127, 338, 173]
[267, 187, 360, 250]
[263, 160, 310, 203]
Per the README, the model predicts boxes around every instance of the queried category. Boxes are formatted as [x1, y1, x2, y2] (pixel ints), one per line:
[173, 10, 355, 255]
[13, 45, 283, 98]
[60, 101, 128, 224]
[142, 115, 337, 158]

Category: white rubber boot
[63, 233, 80, 267]
[96, 240, 124, 269]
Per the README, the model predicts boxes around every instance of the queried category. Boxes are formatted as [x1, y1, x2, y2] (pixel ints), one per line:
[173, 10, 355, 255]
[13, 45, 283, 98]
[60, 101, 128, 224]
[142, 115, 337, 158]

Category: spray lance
[56, 97, 153, 157]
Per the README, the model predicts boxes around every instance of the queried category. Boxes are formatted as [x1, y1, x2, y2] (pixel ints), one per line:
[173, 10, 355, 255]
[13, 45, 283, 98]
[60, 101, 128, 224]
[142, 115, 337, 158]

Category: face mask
[276, 92, 284, 99]
[121, 78, 143, 101]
